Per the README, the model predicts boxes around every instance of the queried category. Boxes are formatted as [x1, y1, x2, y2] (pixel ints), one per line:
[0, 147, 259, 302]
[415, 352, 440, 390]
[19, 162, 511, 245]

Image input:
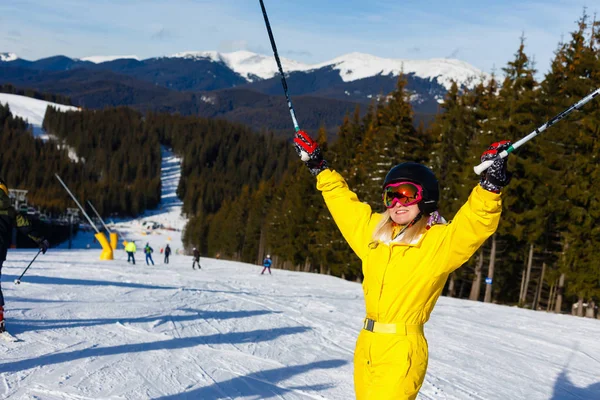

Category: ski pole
[14, 250, 42, 285]
[258, 0, 300, 132]
[474, 88, 600, 175]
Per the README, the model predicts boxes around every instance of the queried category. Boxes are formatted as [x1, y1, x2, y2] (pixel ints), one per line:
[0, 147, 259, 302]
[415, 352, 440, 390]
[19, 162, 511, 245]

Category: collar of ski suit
[386, 225, 424, 247]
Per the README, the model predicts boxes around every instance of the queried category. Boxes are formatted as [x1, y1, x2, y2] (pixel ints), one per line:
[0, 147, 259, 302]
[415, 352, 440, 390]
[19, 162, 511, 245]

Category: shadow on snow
[0, 326, 312, 373]
[2, 273, 179, 290]
[9, 308, 279, 334]
[551, 370, 600, 400]
[155, 359, 349, 400]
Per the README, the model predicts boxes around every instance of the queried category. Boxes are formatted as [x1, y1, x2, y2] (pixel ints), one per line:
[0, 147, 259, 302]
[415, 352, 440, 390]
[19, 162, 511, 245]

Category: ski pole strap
[363, 318, 424, 335]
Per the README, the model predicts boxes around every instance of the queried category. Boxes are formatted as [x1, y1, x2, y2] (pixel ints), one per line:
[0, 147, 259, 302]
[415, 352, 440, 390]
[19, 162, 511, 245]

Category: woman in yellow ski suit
[293, 130, 511, 400]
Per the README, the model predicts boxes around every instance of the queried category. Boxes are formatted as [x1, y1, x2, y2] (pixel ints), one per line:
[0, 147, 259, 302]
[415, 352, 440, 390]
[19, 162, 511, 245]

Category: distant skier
[144, 243, 154, 266]
[192, 248, 201, 270]
[125, 240, 136, 264]
[261, 254, 272, 275]
[164, 244, 171, 264]
[0, 178, 49, 334]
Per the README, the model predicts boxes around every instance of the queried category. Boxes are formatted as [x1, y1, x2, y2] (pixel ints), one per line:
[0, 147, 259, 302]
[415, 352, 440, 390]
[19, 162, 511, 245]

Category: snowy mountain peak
[168, 50, 310, 82]
[81, 55, 140, 63]
[0, 52, 18, 62]
[315, 52, 487, 89]
[167, 50, 486, 89]
[169, 50, 220, 61]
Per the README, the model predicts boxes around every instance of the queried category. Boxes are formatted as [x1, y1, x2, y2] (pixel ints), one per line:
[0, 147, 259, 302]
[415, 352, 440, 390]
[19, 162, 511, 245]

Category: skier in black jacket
[192, 248, 201, 270]
[164, 244, 171, 264]
[0, 178, 49, 333]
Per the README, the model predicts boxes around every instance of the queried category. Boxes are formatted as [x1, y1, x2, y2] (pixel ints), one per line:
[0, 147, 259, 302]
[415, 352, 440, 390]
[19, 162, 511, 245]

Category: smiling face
[389, 202, 421, 225]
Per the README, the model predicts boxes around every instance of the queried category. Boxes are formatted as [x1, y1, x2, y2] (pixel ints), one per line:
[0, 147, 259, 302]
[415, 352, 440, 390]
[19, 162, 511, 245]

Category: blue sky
[0, 0, 595, 77]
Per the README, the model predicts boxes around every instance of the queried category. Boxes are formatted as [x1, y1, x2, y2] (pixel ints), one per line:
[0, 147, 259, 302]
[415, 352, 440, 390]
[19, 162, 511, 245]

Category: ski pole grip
[473, 159, 495, 175]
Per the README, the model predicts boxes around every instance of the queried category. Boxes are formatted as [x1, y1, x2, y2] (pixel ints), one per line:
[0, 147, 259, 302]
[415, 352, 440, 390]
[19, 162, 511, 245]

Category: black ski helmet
[382, 162, 439, 214]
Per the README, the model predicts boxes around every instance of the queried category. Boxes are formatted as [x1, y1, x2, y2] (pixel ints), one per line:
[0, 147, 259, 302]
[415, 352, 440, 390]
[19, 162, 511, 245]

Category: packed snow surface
[1, 249, 599, 399]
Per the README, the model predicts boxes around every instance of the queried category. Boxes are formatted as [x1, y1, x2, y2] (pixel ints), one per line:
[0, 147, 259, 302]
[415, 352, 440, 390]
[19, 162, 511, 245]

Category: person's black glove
[293, 130, 328, 176]
[479, 140, 512, 193]
[39, 239, 50, 254]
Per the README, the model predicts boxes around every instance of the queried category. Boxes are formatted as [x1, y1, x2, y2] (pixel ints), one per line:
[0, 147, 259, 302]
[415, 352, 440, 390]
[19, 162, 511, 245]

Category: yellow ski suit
[316, 169, 502, 400]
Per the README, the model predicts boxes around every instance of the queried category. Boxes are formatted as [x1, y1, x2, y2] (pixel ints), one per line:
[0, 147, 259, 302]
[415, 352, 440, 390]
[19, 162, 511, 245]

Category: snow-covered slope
[81, 55, 140, 63]
[1, 251, 599, 399]
[108, 146, 188, 253]
[168, 50, 486, 89]
[0, 93, 79, 139]
[0, 93, 82, 161]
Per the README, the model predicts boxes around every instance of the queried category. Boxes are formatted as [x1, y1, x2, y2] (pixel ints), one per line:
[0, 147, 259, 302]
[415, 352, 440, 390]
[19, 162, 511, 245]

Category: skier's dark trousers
[0, 179, 49, 333]
[192, 248, 201, 269]
[164, 244, 171, 264]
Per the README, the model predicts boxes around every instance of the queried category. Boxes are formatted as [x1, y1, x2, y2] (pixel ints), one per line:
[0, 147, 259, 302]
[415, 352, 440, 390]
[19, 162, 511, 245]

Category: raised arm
[294, 130, 378, 260]
[440, 185, 501, 272]
[437, 141, 511, 273]
[316, 169, 378, 260]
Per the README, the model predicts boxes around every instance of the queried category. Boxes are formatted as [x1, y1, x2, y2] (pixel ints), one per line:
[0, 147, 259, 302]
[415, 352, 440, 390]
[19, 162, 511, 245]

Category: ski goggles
[382, 181, 423, 208]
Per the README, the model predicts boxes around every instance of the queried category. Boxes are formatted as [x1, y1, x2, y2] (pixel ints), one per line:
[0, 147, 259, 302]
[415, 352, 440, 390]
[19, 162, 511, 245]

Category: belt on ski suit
[363, 318, 423, 335]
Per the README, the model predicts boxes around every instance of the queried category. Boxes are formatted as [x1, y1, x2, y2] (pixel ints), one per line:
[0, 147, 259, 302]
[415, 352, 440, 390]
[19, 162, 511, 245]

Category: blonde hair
[371, 210, 430, 245]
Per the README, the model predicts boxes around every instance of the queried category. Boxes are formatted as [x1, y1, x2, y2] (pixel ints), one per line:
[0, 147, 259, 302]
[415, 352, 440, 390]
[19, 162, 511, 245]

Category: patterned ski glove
[293, 130, 328, 176]
[479, 140, 512, 193]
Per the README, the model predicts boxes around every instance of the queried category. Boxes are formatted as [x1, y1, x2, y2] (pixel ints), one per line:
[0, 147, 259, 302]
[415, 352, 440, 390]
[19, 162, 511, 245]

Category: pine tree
[538, 13, 600, 313]
[351, 75, 431, 208]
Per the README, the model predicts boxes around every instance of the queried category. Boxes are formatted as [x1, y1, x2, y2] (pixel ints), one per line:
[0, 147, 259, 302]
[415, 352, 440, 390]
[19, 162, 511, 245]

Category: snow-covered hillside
[0, 93, 80, 139]
[1, 249, 599, 399]
[0, 93, 79, 129]
[108, 147, 188, 253]
[0, 93, 83, 163]
[167, 50, 486, 89]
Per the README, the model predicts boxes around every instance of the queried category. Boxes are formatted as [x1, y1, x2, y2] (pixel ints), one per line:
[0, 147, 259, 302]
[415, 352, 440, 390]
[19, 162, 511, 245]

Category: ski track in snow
[1, 149, 599, 399]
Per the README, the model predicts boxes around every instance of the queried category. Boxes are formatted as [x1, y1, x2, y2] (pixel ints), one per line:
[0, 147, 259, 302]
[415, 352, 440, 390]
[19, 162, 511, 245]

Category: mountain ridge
[0, 50, 473, 133]
[2, 50, 487, 90]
